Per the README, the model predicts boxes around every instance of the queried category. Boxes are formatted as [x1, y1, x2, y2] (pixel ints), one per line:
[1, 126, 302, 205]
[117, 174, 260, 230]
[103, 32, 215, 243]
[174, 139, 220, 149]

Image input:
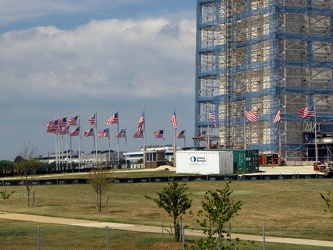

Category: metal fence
[1, 223, 333, 249]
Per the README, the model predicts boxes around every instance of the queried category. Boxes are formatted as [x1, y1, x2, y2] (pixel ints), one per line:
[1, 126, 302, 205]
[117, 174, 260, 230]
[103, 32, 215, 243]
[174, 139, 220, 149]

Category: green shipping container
[208, 149, 259, 173]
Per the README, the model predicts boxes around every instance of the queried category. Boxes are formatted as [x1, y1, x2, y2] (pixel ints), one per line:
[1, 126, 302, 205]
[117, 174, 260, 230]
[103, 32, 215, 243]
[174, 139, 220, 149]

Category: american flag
[273, 110, 281, 124]
[59, 126, 69, 135]
[98, 128, 109, 138]
[84, 128, 94, 137]
[70, 126, 80, 136]
[154, 130, 164, 138]
[46, 120, 58, 133]
[58, 117, 67, 126]
[298, 106, 315, 118]
[246, 108, 258, 122]
[106, 112, 118, 125]
[116, 128, 126, 138]
[171, 110, 177, 130]
[209, 111, 217, 127]
[176, 129, 185, 139]
[138, 112, 145, 132]
[133, 130, 144, 138]
[88, 114, 96, 126]
[68, 115, 78, 126]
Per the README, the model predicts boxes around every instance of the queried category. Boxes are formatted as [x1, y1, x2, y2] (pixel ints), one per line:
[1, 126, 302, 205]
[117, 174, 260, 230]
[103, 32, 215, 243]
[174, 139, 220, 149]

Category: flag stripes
[298, 106, 315, 118]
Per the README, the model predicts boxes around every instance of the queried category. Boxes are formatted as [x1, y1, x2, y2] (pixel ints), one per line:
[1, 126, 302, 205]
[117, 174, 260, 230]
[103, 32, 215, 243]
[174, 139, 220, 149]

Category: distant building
[36, 151, 124, 170]
[124, 146, 181, 168]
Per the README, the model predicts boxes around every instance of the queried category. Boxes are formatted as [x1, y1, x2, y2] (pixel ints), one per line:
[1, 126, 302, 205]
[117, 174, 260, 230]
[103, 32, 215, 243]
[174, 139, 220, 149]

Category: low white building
[124, 146, 181, 168]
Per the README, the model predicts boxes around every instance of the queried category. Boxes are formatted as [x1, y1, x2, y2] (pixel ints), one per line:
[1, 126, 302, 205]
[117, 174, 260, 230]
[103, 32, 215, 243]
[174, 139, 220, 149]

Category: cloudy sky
[0, 1, 197, 160]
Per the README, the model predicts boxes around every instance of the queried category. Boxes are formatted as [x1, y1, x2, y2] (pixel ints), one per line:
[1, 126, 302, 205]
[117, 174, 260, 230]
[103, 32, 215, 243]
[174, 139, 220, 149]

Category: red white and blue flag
[273, 110, 281, 124]
[58, 117, 67, 127]
[246, 108, 258, 122]
[84, 128, 94, 137]
[70, 126, 80, 136]
[106, 112, 119, 125]
[88, 114, 96, 126]
[176, 130, 185, 139]
[59, 126, 69, 135]
[138, 112, 145, 132]
[116, 128, 126, 138]
[98, 128, 110, 138]
[68, 115, 78, 126]
[298, 105, 315, 118]
[171, 110, 177, 130]
[209, 111, 217, 127]
[154, 130, 164, 138]
[133, 129, 144, 138]
[46, 120, 58, 133]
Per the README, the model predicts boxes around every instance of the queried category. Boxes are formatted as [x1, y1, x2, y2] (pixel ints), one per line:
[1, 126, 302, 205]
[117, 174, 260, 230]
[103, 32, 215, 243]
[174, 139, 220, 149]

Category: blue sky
[0, 0, 197, 160]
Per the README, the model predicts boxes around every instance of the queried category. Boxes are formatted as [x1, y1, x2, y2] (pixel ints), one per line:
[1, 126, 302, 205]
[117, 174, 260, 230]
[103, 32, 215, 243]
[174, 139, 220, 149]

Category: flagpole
[244, 107, 247, 149]
[174, 129, 176, 166]
[70, 132, 72, 171]
[56, 116, 59, 171]
[314, 106, 318, 162]
[54, 128, 58, 171]
[207, 110, 210, 149]
[95, 111, 98, 167]
[78, 112, 82, 171]
[106, 128, 111, 166]
[143, 106, 146, 168]
[117, 108, 120, 166]
[108, 123, 111, 163]
[278, 123, 282, 164]
[125, 126, 127, 167]
[163, 128, 165, 148]
[65, 115, 68, 171]
[107, 117, 111, 164]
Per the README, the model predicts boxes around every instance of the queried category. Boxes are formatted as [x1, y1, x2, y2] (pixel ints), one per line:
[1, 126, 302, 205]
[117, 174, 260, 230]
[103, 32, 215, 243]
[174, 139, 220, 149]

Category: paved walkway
[1, 212, 333, 248]
[258, 165, 319, 175]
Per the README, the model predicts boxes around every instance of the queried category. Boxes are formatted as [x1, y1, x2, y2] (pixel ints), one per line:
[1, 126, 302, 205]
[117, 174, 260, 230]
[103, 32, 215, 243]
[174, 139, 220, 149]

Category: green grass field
[1, 175, 333, 228]
[1, 171, 333, 249]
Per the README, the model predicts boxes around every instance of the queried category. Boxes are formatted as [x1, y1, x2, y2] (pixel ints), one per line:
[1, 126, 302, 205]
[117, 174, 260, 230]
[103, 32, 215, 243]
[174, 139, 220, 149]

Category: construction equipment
[314, 161, 333, 175]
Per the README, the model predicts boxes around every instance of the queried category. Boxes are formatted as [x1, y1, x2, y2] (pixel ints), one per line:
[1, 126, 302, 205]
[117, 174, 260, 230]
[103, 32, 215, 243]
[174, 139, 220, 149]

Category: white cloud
[0, 17, 195, 99]
[0, 16, 196, 159]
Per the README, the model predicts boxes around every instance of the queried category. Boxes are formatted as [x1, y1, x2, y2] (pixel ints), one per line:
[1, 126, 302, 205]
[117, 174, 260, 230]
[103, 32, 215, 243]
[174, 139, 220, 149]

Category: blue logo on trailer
[190, 156, 197, 162]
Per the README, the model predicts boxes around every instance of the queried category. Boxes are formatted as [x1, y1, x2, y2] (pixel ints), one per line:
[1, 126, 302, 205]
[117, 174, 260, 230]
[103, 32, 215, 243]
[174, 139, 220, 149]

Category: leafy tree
[0, 160, 15, 174]
[136, 158, 143, 164]
[145, 180, 192, 241]
[320, 191, 333, 217]
[89, 167, 113, 212]
[0, 161, 15, 200]
[194, 181, 242, 250]
[0, 190, 15, 200]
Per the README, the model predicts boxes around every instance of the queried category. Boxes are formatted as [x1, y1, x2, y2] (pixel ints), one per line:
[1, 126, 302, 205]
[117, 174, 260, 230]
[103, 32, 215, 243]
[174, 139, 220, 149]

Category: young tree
[14, 142, 39, 206]
[89, 167, 113, 212]
[145, 180, 192, 241]
[321, 191, 333, 217]
[0, 190, 15, 200]
[195, 181, 242, 250]
[15, 157, 39, 206]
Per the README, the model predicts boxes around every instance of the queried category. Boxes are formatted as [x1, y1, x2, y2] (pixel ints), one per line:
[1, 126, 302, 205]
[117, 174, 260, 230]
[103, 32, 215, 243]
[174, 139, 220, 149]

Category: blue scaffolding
[195, 0, 333, 161]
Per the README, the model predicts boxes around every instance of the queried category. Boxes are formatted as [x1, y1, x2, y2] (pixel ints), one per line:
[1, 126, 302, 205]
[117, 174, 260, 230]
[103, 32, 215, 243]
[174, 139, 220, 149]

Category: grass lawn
[0, 219, 190, 250]
[1, 177, 332, 229]
[1, 176, 333, 248]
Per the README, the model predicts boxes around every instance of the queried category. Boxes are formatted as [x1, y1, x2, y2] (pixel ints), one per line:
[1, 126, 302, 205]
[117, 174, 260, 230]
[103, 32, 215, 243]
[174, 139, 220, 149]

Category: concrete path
[1, 212, 333, 248]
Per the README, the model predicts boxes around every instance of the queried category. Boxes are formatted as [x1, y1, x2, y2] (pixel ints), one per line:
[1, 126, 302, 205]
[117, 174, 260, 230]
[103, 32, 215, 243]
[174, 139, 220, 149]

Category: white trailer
[176, 150, 233, 175]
